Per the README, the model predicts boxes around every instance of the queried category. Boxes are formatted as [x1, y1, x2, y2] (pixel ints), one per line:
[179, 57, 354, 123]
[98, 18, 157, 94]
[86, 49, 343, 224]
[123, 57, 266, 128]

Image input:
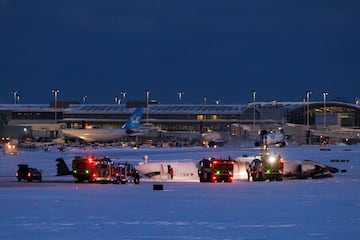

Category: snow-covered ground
[1, 144, 360, 239]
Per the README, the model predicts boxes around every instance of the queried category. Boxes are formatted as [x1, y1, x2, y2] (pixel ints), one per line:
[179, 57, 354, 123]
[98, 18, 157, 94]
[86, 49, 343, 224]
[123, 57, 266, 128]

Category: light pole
[52, 89, 59, 124]
[306, 91, 312, 128]
[252, 90, 256, 126]
[322, 91, 328, 128]
[120, 91, 127, 103]
[114, 96, 120, 104]
[146, 89, 150, 124]
[12, 91, 17, 104]
[177, 91, 184, 104]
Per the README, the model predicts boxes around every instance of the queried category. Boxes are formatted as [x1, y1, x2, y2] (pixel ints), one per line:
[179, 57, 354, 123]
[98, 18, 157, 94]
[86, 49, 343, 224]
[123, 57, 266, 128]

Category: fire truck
[249, 150, 284, 181]
[118, 162, 140, 184]
[72, 156, 120, 183]
[198, 158, 234, 183]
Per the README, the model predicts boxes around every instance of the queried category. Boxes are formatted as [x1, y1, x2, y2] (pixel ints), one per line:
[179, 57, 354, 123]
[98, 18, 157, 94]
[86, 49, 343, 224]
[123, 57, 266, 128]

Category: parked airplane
[201, 131, 222, 142]
[62, 108, 144, 142]
[254, 128, 287, 147]
[199, 122, 223, 144]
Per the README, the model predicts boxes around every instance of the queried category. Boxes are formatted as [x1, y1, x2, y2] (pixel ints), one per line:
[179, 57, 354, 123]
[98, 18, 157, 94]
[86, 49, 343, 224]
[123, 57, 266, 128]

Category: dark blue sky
[1, 0, 359, 104]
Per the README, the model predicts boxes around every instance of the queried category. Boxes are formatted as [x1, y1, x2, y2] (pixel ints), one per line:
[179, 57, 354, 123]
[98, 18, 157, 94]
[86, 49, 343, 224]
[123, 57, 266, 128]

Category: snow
[1, 143, 360, 239]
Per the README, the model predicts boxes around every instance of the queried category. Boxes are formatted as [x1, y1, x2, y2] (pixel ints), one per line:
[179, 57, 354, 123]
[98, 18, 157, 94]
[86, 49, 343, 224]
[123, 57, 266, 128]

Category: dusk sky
[1, 1, 359, 105]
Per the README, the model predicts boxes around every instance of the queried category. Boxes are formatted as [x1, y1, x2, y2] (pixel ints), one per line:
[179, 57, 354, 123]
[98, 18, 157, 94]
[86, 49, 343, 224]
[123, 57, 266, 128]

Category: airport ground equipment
[198, 158, 234, 183]
[249, 150, 284, 181]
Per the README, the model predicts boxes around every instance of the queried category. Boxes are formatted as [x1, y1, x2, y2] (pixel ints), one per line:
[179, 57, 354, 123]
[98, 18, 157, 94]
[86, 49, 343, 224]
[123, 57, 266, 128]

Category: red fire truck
[118, 162, 140, 184]
[198, 158, 234, 183]
[72, 156, 120, 183]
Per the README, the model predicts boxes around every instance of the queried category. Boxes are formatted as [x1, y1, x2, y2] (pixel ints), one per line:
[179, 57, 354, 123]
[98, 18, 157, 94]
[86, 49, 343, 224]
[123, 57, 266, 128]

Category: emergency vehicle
[249, 150, 284, 181]
[198, 158, 234, 183]
[118, 162, 140, 184]
[72, 156, 120, 183]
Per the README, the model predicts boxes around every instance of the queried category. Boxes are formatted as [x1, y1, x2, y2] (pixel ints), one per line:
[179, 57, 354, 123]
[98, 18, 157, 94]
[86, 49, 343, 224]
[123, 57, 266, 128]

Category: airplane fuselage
[62, 128, 129, 142]
[136, 161, 199, 181]
[135, 158, 337, 182]
[255, 131, 287, 147]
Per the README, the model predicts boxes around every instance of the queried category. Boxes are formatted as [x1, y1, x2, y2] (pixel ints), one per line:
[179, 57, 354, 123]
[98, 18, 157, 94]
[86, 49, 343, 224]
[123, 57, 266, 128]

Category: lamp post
[12, 91, 17, 104]
[252, 90, 256, 126]
[177, 91, 184, 104]
[322, 91, 328, 128]
[356, 98, 360, 105]
[146, 89, 150, 124]
[120, 91, 127, 103]
[114, 96, 120, 104]
[52, 89, 59, 124]
[306, 91, 312, 128]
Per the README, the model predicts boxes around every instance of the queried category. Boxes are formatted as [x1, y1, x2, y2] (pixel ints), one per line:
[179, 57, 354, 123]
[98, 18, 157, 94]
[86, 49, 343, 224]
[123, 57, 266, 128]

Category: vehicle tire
[252, 174, 258, 181]
[134, 178, 140, 184]
[39, 177, 42, 182]
[251, 172, 257, 181]
[199, 174, 205, 182]
[17, 178, 21, 182]
[76, 178, 84, 183]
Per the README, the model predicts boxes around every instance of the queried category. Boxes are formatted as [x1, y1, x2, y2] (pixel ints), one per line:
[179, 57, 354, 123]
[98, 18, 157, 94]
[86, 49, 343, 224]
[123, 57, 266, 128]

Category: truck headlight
[268, 156, 276, 163]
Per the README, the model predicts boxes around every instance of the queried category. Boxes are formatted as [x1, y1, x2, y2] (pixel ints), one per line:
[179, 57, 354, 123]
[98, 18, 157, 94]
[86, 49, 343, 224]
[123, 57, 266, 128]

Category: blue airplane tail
[122, 108, 144, 129]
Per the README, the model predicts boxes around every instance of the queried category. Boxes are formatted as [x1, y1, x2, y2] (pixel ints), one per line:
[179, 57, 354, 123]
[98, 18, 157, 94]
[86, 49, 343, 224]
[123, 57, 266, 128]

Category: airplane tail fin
[55, 158, 72, 176]
[122, 108, 144, 129]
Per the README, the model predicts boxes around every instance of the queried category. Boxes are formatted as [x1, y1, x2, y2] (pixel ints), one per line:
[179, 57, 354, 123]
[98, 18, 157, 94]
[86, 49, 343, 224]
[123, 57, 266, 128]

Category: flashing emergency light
[216, 170, 221, 175]
[73, 170, 77, 174]
[85, 170, 89, 174]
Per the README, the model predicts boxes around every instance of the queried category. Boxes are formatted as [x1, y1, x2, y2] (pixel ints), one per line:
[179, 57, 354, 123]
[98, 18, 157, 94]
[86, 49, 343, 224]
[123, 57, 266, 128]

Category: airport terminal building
[1, 101, 360, 144]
